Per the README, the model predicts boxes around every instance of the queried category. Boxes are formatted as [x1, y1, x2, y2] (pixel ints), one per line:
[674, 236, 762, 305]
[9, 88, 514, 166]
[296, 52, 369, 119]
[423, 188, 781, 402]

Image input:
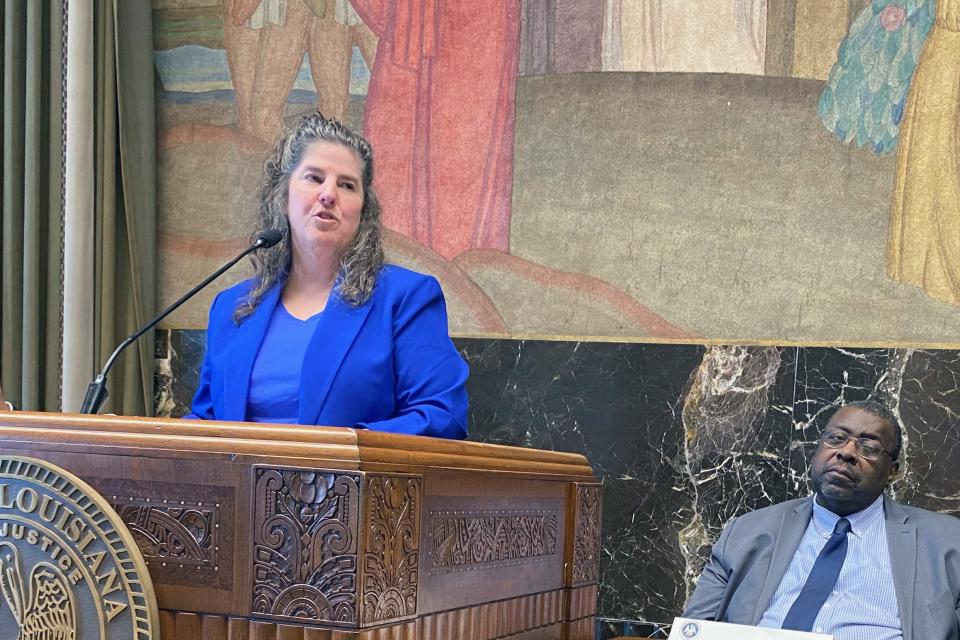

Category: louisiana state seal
[0, 456, 157, 639]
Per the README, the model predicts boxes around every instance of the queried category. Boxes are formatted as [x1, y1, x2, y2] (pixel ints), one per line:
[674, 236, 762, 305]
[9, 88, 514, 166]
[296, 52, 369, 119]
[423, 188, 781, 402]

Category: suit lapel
[751, 498, 813, 624]
[885, 496, 916, 640]
[298, 289, 373, 425]
[221, 284, 282, 422]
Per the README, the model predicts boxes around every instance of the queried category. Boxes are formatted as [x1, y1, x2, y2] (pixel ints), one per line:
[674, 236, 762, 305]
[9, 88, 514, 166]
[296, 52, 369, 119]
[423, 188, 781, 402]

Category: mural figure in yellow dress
[887, 0, 960, 305]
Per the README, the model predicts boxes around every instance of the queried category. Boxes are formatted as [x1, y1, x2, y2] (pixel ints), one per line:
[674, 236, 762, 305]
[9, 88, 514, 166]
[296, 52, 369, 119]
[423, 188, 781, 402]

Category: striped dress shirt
[757, 495, 903, 640]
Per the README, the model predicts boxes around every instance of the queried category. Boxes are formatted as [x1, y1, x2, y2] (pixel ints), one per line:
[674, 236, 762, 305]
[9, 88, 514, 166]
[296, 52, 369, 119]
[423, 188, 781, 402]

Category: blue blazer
[187, 265, 469, 438]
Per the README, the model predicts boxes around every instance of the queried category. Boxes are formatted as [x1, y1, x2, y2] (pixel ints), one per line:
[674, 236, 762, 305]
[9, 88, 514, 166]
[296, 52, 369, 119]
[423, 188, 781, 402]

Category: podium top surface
[0, 411, 596, 480]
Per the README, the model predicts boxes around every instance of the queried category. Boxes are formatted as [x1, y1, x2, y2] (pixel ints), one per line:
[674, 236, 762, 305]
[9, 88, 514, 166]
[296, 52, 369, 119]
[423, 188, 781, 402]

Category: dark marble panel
[792, 347, 893, 425]
[888, 349, 960, 517]
[599, 476, 686, 622]
[154, 329, 205, 418]
[597, 618, 669, 639]
[153, 330, 960, 637]
[462, 339, 702, 470]
[461, 339, 703, 621]
[678, 347, 798, 602]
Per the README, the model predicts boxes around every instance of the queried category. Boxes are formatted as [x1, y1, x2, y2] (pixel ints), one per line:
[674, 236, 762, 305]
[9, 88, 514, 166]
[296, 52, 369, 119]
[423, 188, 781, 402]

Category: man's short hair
[833, 399, 903, 461]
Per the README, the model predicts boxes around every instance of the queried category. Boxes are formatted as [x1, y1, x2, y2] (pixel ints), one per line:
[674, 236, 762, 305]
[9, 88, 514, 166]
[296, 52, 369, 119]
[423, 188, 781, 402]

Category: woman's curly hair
[233, 113, 384, 323]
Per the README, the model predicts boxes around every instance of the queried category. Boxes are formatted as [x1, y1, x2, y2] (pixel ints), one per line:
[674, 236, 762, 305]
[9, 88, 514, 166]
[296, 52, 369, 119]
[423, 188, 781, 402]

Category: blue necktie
[781, 517, 851, 632]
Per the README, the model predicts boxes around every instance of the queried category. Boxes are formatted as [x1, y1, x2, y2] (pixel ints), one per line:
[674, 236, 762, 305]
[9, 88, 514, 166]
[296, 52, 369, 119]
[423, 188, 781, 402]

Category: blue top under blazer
[187, 265, 469, 438]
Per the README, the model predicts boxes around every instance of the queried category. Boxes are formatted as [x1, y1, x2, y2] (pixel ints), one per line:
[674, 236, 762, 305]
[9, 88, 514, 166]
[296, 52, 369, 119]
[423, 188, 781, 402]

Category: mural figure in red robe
[350, 0, 521, 260]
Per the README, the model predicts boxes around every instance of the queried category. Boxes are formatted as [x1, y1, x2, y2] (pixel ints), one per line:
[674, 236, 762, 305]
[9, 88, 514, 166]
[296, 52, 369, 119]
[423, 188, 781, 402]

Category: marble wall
[155, 331, 960, 637]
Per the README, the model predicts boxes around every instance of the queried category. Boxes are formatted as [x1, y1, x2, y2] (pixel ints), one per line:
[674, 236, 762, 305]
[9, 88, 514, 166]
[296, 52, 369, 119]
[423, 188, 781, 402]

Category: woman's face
[286, 140, 364, 265]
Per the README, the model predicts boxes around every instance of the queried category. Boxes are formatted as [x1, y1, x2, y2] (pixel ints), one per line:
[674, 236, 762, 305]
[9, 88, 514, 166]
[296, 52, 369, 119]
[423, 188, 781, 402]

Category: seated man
[683, 400, 960, 640]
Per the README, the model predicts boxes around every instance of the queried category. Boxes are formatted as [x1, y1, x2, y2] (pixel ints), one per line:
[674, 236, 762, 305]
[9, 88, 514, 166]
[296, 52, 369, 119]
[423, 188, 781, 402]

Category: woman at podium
[185, 113, 468, 438]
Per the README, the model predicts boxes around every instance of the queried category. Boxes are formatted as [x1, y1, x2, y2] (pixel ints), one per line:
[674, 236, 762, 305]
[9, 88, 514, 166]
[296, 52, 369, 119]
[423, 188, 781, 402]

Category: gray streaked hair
[234, 112, 384, 323]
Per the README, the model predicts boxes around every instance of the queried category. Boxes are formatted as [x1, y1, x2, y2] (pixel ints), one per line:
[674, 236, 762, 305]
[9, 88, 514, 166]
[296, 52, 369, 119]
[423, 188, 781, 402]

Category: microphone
[79, 229, 283, 415]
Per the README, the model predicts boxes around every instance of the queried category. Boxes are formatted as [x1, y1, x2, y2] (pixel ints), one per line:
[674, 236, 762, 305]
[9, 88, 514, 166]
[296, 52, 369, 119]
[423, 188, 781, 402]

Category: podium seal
[0, 456, 157, 639]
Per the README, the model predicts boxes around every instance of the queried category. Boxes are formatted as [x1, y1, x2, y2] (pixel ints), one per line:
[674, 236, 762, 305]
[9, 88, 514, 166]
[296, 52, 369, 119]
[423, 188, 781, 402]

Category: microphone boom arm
[79, 233, 277, 415]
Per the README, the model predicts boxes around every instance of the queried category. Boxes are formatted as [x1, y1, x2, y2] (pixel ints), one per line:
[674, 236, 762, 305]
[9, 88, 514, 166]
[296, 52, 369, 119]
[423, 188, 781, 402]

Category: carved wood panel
[252, 468, 360, 624]
[571, 483, 602, 586]
[429, 508, 560, 574]
[92, 477, 234, 589]
[360, 474, 421, 626]
[115, 501, 217, 563]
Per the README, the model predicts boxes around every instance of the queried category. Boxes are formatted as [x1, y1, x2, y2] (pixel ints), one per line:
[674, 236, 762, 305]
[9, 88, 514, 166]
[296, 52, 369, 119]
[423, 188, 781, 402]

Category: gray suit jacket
[683, 495, 960, 640]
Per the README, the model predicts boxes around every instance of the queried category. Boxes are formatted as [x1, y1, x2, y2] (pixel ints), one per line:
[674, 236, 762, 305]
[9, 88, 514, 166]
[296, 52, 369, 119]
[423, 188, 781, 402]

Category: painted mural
[154, 0, 960, 346]
[223, 0, 377, 142]
[604, 0, 768, 74]
[887, 0, 960, 308]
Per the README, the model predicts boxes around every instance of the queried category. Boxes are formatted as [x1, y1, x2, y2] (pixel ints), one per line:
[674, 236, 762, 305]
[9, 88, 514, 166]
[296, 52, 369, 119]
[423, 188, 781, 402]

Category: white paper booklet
[668, 618, 834, 640]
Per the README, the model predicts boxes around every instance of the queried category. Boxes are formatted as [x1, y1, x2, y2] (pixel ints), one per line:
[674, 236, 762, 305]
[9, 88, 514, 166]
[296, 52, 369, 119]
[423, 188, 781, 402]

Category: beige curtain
[3, 0, 156, 415]
[62, 0, 94, 411]
[89, 0, 157, 416]
[1, 0, 66, 412]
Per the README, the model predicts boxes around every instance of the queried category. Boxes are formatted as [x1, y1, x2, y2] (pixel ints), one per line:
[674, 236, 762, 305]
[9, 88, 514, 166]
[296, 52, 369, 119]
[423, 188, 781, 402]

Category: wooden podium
[0, 413, 601, 639]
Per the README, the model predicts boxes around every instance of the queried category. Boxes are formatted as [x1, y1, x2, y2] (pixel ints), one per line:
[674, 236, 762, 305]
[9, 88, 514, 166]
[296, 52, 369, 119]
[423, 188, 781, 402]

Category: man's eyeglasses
[819, 428, 893, 461]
